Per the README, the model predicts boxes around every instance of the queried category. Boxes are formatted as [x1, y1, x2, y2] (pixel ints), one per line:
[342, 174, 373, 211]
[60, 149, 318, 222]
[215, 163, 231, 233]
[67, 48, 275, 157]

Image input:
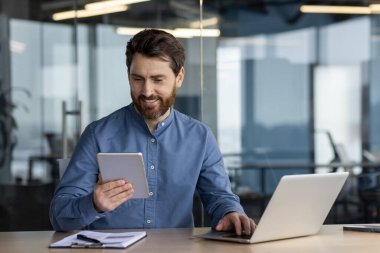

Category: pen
[71, 242, 104, 248]
[76, 234, 102, 243]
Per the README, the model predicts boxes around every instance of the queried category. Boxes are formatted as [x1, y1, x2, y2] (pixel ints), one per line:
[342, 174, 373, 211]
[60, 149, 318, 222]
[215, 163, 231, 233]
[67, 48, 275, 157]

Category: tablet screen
[97, 153, 149, 199]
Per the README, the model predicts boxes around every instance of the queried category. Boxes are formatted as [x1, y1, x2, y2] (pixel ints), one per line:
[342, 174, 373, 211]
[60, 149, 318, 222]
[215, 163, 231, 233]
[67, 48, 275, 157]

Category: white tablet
[97, 153, 149, 199]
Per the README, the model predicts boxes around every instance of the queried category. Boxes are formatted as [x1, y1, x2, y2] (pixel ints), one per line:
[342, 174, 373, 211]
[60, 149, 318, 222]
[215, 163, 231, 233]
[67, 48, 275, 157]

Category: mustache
[139, 95, 160, 101]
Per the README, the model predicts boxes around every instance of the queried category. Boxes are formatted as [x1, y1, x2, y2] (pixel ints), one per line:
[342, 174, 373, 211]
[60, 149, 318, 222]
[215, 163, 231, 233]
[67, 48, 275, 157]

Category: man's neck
[144, 108, 171, 132]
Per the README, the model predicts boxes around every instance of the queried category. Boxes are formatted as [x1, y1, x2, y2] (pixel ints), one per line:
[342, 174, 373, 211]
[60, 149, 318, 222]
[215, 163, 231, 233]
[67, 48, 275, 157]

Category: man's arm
[49, 124, 102, 231]
[196, 128, 255, 235]
[50, 123, 137, 231]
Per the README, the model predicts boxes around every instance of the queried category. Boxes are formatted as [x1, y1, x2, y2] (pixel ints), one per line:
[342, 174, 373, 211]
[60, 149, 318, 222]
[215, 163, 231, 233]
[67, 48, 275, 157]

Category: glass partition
[8, 0, 206, 185]
[2, 0, 206, 230]
[217, 29, 314, 194]
[369, 15, 380, 155]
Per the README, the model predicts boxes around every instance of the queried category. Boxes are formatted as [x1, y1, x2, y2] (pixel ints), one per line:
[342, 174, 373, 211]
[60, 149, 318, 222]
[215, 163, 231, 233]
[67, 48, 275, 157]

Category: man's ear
[176, 67, 185, 88]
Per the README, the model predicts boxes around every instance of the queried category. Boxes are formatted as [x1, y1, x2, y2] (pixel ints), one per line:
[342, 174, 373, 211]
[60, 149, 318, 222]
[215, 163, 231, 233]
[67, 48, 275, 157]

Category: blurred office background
[1, 0, 380, 230]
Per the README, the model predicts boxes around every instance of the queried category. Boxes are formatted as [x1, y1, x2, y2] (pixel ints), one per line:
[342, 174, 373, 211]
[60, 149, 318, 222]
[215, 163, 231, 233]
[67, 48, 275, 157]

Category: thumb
[97, 175, 103, 184]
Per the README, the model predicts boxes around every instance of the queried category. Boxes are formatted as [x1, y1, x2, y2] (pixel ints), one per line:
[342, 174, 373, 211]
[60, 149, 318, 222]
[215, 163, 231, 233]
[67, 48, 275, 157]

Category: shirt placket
[144, 135, 158, 227]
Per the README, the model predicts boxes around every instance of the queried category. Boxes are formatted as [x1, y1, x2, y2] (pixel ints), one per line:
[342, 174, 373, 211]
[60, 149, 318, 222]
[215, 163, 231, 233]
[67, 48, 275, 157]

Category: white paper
[49, 231, 147, 249]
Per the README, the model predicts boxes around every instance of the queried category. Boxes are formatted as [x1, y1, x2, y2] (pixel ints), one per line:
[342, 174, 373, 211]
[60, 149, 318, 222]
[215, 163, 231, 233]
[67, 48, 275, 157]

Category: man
[50, 29, 255, 235]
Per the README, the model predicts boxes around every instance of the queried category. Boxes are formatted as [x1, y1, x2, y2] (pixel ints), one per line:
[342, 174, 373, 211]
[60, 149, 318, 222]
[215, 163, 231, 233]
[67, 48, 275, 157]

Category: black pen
[76, 234, 102, 243]
[72, 242, 103, 248]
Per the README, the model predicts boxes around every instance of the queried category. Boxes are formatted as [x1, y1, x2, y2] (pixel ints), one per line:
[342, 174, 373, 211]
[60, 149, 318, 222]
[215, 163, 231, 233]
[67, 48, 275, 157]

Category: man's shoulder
[172, 109, 210, 133]
[89, 106, 130, 131]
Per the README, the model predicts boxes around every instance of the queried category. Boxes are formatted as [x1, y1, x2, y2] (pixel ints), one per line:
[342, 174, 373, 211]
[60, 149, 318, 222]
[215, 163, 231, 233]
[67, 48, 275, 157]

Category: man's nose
[141, 81, 154, 96]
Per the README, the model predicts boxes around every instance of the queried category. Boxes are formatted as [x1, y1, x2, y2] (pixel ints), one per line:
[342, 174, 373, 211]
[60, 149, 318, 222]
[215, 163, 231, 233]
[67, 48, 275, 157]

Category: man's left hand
[215, 212, 256, 235]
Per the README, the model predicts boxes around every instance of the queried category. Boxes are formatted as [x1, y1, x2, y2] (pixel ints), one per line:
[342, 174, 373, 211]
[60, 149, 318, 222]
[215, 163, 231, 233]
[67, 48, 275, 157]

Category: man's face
[128, 53, 184, 120]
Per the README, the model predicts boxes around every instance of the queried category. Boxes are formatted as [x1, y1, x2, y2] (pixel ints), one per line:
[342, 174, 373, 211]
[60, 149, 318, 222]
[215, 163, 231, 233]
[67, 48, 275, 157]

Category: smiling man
[128, 53, 182, 131]
[50, 29, 255, 235]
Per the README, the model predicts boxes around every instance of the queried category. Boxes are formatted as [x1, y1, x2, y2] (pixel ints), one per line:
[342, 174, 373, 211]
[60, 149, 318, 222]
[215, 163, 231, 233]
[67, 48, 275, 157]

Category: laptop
[198, 172, 348, 244]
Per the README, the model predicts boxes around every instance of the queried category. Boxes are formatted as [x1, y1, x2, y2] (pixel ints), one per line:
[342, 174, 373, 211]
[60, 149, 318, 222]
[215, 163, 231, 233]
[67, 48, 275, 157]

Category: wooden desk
[0, 225, 379, 253]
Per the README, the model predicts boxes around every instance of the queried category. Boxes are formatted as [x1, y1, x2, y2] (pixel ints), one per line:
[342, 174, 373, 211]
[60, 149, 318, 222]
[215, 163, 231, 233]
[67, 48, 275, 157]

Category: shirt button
[147, 219, 152, 224]
[150, 165, 155, 170]
[149, 192, 154, 196]
[161, 122, 165, 126]
[151, 138, 155, 143]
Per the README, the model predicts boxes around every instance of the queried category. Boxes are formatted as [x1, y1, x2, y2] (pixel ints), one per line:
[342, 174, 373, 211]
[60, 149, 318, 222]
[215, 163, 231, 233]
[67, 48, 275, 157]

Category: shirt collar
[127, 103, 174, 134]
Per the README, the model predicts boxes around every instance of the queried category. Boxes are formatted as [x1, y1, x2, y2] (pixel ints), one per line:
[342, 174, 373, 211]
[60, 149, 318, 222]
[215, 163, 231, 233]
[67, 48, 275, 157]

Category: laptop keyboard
[221, 234, 252, 240]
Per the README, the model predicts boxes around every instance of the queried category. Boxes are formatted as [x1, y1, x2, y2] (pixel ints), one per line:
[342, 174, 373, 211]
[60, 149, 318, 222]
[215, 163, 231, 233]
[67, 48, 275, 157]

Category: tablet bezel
[97, 152, 149, 199]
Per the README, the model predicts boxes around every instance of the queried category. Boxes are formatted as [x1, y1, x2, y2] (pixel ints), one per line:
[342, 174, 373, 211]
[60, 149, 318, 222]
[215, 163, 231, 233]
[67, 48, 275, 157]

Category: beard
[132, 85, 176, 120]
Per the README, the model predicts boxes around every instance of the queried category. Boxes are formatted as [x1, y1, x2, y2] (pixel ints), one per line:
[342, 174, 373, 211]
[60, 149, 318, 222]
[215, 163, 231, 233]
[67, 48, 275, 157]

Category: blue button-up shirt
[50, 104, 245, 231]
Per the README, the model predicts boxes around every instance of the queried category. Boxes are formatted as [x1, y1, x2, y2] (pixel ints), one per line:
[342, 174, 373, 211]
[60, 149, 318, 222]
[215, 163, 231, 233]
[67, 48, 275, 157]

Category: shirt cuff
[79, 193, 106, 225]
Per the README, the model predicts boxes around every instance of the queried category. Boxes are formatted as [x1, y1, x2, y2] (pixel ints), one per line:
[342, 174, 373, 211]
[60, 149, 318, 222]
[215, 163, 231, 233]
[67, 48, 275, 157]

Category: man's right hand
[93, 176, 134, 212]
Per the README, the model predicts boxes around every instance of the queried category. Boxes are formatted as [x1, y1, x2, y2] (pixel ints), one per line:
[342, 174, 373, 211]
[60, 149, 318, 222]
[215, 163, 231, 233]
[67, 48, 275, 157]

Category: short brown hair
[126, 29, 185, 76]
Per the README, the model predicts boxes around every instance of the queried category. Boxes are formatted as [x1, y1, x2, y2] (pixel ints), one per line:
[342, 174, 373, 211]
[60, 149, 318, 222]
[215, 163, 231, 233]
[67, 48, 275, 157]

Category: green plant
[0, 87, 31, 169]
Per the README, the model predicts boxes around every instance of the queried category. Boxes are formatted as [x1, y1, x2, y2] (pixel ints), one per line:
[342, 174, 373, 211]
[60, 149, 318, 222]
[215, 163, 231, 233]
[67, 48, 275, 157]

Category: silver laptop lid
[251, 172, 348, 243]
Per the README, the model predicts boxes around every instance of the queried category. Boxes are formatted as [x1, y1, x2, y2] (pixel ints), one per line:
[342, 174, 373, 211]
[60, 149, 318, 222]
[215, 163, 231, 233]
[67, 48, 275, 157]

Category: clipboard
[49, 231, 147, 248]
[97, 152, 149, 199]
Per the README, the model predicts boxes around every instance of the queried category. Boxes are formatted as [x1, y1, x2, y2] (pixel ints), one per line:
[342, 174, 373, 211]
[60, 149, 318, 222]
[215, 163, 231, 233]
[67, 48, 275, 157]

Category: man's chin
[133, 101, 170, 120]
[138, 106, 163, 119]
[142, 111, 163, 120]
[141, 105, 160, 115]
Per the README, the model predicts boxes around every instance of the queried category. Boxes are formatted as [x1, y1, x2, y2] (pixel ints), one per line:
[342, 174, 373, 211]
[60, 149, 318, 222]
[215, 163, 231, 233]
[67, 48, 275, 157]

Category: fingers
[93, 179, 135, 212]
[232, 216, 242, 235]
[107, 183, 134, 201]
[238, 215, 256, 235]
[242, 218, 256, 235]
[104, 180, 133, 197]
[239, 215, 251, 235]
[216, 212, 256, 236]
[250, 218, 257, 234]
[216, 217, 232, 232]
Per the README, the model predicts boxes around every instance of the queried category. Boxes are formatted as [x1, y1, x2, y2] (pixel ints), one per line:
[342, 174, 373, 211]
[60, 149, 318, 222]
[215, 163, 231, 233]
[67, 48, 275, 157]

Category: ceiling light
[173, 28, 220, 37]
[190, 17, 219, 28]
[116, 27, 146, 35]
[52, 5, 128, 21]
[116, 27, 220, 38]
[370, 4, 380, 13]
[85, 0, 150, 10]
[300, 5, 371, 15]
[116, 27, 192, 38]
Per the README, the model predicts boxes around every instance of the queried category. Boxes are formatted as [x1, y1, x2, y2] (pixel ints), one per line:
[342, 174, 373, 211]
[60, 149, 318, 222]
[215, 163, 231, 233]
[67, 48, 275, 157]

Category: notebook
[198, 172, 349, 243]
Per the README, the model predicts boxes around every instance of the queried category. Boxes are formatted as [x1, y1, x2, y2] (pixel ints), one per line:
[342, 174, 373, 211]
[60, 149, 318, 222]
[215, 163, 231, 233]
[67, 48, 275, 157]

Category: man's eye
[153, 79, 163, 83]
